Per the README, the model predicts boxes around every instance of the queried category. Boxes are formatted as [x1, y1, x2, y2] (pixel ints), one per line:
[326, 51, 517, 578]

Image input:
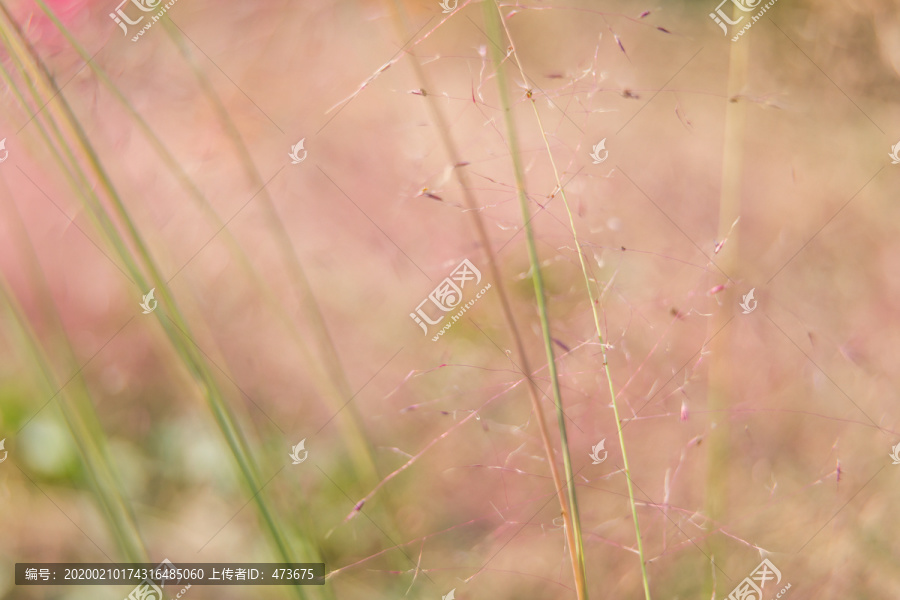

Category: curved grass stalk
[32, 0, 380, 493]
[0, 37, 148, 556]
[1, 288, 148, 563]
[387, 2, 588, 598]
[153, 19, 406, 573]
[0, 12, 313, 597]
[160, 17, 378, 478]
[492, 7, 651, 599]
[0, 201, 149, 564]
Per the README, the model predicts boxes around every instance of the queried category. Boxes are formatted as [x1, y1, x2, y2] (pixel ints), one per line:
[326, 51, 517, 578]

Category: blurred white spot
[20, 420, 75, 476]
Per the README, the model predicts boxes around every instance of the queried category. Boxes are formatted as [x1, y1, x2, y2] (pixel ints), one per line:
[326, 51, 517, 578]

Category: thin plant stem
[481, 3, 588, 597]
[0, 12, 312, 596]
[387, 2, 588, 598]
[153, 20, 404, 574]
[492, 7, 652, 599]
[33, 0, 381, 496]
[705, 7, 749, 598]
[0, 197, 149, 564]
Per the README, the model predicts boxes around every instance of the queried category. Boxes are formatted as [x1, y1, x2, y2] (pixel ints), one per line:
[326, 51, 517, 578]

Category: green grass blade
[482, 3, 589, 598]
[386, 2, 589, 597]
[0, 196, 148, 562]
[490, 7, 652, 599]
[0, 12, 315, 597]
[32, 0, 381, 494]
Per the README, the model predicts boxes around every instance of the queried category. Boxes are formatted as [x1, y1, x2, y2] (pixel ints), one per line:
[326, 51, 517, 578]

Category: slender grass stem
[387, 2, 588, 598]
[33, 0, 381, 497]
[0, 13, 312, 596]
[0, 209, 148, 564]
[153, 20, 402, 579]
[491, 8, 652, 599]
[481, 4, 588, 597]
[705, 8, 749, 598]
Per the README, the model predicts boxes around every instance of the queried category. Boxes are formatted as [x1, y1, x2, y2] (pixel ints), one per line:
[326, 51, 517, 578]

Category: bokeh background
[2, 0, 900, 598]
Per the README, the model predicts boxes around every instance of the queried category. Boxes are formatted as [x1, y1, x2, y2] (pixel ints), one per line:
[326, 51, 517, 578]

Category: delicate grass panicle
[487, 5, 653, 599]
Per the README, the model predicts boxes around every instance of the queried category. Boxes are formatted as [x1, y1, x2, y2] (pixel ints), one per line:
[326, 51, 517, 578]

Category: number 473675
[271, 568, 314, 580]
